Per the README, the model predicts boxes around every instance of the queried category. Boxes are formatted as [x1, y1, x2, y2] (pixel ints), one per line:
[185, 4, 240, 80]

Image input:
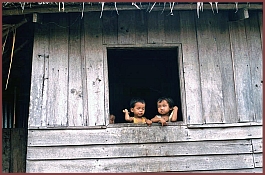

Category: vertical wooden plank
[245, 12, 263, 123]
[28, 15, 49, 127]
[84, 12, 105, 126]
[118, 11, 136, 44]
[40, 15, 50, 128]
[148, 11, 165, 44]
[196, 11, 224, 124]
[215, 11, 238, 123]
[2, 129, 11, 172]
[135, 10, 148, 44]
[47, 13, 69, 126]
[68, 14, 84, 126]
[229, 20, 254, 122]
[103, 46, 109, 125]
[102, 11, 118, 44]
[165, 11, 181, 43]
[178, 45, 187, 124]
[80, 16, 88, 126]
[179, 11, 203, 124]
[11, 128, 27, 172]
[258, 12, 263, 48]
[253, 153, 262, 168]
[252, 138, 262, 153]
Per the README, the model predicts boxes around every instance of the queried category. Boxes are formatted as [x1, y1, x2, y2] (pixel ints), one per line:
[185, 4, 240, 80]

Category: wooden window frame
[103, 44, 187, 126]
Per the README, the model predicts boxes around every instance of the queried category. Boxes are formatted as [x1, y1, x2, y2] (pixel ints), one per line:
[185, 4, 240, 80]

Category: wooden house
[2, 2, 263, 173]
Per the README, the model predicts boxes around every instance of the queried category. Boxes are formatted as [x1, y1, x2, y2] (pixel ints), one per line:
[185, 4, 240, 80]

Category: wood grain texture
[214, 11, 238, 123]
[27, 139, 252, 160]
[28, 15, 49, 127]
[253, 153, 262, 167]
[84, 12, 105, 126]
[187, 167, 262, 173]
[252, 138, 262, 153]
[179, 11, 203, 124]
[164, 11, 181, 43]
[118, 11, 135, 44]
[68, 14, 84, 126]
[11, 129, 27, 172]
[46, 13, 69, 126]
[2, 129, 11, 172]
[258, 12, 263, 48]
[229, 20, 254, 122]
[148, 11, 165, 44]
[102, 11, 118, 44]
[26, 154, 254, 172]
[80, 14, 88, 126]
[196, 11, 224, 124]
[27, 125, 262, 146]
[244, 12, 263, 123]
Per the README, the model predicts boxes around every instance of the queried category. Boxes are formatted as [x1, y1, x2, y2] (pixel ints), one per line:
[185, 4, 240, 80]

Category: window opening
[107, 48, 183, 123]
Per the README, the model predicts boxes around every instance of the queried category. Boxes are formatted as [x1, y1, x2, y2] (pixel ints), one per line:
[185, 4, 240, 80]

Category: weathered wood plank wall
[179, 11, 203, 124]
[84, 12, 105, 126]
[28, 15, 49, 127]
[28, 10, 262, 127]
[197, 11, 225, 123]
[27, 10, 262, 172]
[214, 12, 238, 123]
[245, 11, 263, 123]
[26, 124, 262, 172]
[229, 18, 254, 122]
[47, 13, 69, 127]
[68, 14, 83, 126]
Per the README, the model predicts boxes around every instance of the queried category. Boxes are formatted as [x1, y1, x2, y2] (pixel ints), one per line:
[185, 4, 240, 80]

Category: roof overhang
[2, 2, 263, 16]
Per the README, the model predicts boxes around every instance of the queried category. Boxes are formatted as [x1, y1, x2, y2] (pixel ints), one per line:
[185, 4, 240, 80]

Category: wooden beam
[2, 3, 262, 16]
[2, 18, 28, 38]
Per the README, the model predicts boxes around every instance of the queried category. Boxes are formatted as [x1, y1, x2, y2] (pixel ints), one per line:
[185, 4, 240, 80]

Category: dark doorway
[107, 48, 183, 123]
[2, 14, 34, 173]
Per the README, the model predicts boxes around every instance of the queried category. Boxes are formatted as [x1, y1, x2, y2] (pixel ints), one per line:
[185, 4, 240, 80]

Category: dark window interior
[2, 15, 34, 128]
[107, 48, 183, 123]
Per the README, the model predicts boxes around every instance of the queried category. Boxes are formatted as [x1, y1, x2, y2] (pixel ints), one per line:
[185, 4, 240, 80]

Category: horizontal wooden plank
[187, 122, 262, 128]
[27, 139, 252, 160]
[187, 125, 262, 141]
[28, 126, 188, 146]
[187, 168, 262, 173]
[26, 154, 254, 173]
[252, 138, 262, 153]
[28, 125, 262, 146]
[254, 153, 262, 168]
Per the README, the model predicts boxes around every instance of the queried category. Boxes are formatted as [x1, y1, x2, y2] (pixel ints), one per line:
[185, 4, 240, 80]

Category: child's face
[130, 102, 145, 117]
[157, 100, 172, 115]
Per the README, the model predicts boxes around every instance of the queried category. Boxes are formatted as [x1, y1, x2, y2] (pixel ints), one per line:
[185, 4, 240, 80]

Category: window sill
[107, 121, 186, 128]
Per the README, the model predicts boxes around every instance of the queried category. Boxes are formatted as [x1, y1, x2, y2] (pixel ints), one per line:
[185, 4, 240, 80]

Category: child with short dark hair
[123, 97, 152, 126]
[151, 97, 178, 126]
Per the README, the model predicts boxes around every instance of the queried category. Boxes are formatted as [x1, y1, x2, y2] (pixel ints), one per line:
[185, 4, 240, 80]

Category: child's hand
[159, 118, 167, 126]
[146, 119, 152, 126]
[173, 106, 178, 111]
[123, 109, 129, 114]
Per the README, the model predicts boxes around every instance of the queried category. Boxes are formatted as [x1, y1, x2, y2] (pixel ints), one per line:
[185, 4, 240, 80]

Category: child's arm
[151, 116, 167, 126]
[123, 109, 134, 122]
[145, 118, 152, 126]
[170, 106, 178, 122]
